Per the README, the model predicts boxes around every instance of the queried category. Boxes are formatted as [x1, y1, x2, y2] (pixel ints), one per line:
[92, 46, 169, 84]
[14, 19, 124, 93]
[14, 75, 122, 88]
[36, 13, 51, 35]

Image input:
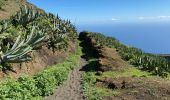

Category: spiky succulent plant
[46, 17, 68, 52]
[12, 5, 40, 27]
[0, 26, 45, 64]
[0, 20, 11, 39]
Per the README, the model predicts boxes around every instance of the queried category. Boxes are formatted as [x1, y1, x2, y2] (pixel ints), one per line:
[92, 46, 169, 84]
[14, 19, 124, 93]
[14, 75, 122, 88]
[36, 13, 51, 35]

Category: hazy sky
[28, 0, 170, 24]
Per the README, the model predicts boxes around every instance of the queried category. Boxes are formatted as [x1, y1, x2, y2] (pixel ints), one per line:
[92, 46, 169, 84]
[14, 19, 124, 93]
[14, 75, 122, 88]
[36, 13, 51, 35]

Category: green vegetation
[0, 5, 77, 70]
[102, 67, 150, 78]
[82, 31, 170, 77]
[82, 59, 102, 100]
[81, 59, 151, 100]
[0, 45, 82, 99]
[0, 26, 45, 70]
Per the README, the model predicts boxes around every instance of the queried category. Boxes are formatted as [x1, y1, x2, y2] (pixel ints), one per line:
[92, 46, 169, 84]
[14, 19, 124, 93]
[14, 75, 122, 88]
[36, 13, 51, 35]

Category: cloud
[138, 16, 155, 20]
[138, 17, 145, 20]
[158, 16, 170, 19]
[138, 16, 170, 20]
[111, 18, 119, 21]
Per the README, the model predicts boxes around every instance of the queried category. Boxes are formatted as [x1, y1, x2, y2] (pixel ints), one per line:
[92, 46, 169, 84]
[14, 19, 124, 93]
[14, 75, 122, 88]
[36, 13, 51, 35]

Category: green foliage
[82, 72, 101, 100]
[0, 2, 80, 99]
[13, 7, 78, 52]
[0, 20, 11, 39]
[0, 5, 78, 70]
[34, 71, 56, 96]
[12, 5, 40, 27]
[18, 75, 38, 97]
[0, 45, 82, 99]
[82, 32, 170, 77]
[102, 67, 150, 78]
[10, 5, 77, 54]
[0, 26, 45, 67]
[42, 13, 77, 52]
[0, 78, 42, 100]
[81, 59, 118, 100]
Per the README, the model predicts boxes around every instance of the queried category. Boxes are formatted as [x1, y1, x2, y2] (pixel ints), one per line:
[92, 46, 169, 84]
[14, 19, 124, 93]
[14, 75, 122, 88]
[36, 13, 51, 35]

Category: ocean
[77, 22, 170, 54]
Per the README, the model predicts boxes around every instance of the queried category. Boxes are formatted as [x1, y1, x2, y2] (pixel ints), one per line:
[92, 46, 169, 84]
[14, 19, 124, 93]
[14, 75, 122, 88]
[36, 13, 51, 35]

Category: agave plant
[45, 15, 69, 52]
[0, 26, 45, 64]
[0, 20, 11, 38]
[12, 5, 40, 27]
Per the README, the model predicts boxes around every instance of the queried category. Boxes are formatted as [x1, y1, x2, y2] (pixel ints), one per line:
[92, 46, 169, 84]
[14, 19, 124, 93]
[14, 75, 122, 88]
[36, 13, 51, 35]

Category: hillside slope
[79, 32, 170, 100]
[0, 0, 82, 99]
[0, 0, 78, 80]
[0, 0, 26, 19]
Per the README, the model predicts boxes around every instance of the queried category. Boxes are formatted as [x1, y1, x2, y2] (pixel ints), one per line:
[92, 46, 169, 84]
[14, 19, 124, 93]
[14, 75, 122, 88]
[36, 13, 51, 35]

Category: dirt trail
[46, 58, 87, 100]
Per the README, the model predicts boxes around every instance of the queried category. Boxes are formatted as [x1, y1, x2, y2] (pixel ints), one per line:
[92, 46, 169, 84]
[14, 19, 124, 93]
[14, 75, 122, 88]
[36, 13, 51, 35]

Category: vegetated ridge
[79, 31, 170, 100]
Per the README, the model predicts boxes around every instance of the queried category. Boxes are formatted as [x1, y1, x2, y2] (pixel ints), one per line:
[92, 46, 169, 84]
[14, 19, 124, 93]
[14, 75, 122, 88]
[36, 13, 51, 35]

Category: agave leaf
[5, 46, 32, 60]
[11, 35, 21, 50]
[6, 55, 31, 63]
[31, 36, 45, 46]
[25, 27, 35, 45]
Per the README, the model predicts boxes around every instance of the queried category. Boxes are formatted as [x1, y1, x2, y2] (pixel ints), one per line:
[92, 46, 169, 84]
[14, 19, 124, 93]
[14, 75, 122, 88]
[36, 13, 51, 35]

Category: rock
[98, 65, 113, 72]
[108, 82, 117, 89]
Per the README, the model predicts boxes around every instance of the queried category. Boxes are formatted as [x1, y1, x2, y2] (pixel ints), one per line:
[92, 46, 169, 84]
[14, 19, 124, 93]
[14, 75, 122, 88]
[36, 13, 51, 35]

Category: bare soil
[0, 0, 26, 20]
[98, 77, 170, 100]
[98, 47, 127, 72]
[96, 47, 170, 100]
[46, 58, 87, 100]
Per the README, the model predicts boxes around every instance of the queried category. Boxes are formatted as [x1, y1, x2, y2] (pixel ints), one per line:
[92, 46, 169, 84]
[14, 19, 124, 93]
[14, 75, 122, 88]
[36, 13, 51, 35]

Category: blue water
[77, 22, 170, 54]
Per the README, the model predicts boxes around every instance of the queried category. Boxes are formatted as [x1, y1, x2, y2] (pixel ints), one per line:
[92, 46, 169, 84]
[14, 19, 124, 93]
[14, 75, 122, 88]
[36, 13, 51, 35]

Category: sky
[28, 0, 170, 25]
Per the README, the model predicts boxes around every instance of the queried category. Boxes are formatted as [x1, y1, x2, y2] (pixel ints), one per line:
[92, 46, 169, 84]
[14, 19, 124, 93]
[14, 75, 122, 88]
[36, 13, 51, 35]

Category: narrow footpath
[46, 58, 87, 100]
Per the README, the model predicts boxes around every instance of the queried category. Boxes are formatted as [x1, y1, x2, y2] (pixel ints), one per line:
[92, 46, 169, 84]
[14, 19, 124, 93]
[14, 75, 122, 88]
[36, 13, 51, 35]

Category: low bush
[0, 45, 82, 99]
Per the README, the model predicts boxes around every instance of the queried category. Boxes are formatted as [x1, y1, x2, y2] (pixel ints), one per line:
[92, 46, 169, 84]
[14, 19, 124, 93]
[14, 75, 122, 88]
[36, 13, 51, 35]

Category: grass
[101, 66, 151, 79]
[82, 59, 122, 100]
[81, 58, 154, 100]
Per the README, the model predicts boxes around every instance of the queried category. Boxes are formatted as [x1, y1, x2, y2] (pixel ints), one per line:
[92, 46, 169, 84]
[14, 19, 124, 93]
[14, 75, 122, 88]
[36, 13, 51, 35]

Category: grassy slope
[0, 0, 44, 20]
[80, 32, 170, 100]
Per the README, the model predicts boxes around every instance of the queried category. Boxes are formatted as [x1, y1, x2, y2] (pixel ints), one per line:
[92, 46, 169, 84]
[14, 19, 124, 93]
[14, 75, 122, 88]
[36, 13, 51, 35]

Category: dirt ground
[46, 58, 87, 100]
[0, 0, 26, 20]
[98, 47, 127, 72]
[97, 76, 170, 100]
[96, 47, 170, 100]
